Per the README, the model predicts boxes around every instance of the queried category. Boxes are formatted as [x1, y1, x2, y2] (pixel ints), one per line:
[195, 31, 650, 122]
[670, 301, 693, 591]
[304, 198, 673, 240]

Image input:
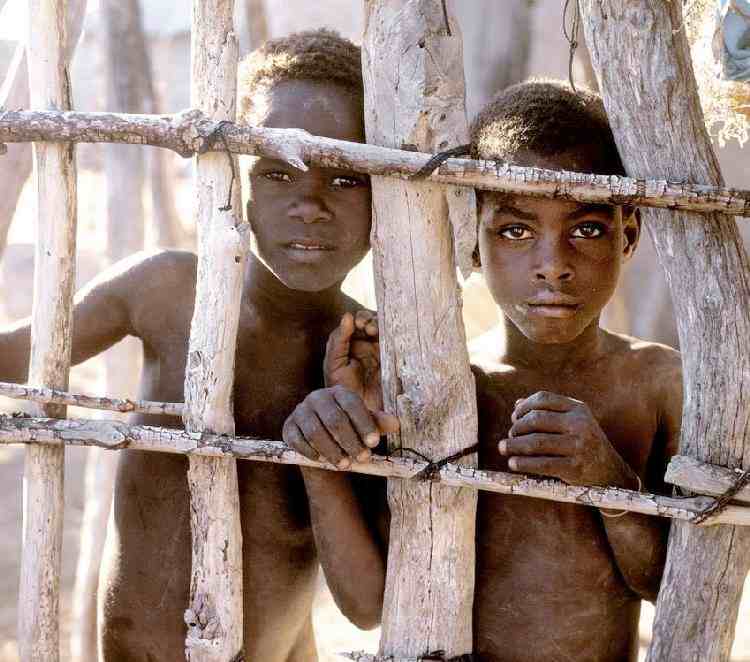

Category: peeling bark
[580, 2, 750, 660]
[2, 109, 749, 217]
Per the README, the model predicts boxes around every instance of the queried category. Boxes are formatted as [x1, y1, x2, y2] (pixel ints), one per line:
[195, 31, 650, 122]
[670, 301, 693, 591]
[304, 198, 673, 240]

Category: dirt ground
[0, 168, 749, 662]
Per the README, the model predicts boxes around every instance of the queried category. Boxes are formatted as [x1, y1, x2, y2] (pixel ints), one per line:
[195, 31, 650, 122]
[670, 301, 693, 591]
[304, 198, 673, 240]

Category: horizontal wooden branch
[0, 414, 748, 526]
[0, 381, 184, 417]
[1, 109, 748, 216]
[665, 454, 750, 504]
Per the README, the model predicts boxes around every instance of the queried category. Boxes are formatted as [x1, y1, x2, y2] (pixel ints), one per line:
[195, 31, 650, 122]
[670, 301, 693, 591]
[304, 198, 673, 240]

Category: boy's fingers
[509, 409, 567, 437]
[373, 410, 400, 435]
[513, 391, 578, 422]
[354, 310, 379, 339]
[294, 402, 349, 469]
[499, 433, 574, 457]
[282, 418, 320, 462]
[325, 313, 355, 374]
[332, 387, 380, 453]
[507, 455, 573, 480]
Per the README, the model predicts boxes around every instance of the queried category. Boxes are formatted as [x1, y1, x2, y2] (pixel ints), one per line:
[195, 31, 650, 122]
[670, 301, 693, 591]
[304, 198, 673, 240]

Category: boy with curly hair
[0, 29, 380, 662]
[286, 80, 683, 662]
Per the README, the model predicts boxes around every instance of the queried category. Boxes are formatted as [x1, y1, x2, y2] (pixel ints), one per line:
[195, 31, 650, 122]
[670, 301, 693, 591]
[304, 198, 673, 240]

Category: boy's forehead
[480, 191, 616, 219]
[255, 79, 365, 143]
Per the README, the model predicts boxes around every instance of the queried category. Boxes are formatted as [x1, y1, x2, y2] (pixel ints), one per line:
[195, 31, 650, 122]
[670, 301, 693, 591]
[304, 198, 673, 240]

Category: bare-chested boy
[284, 81, 683, 662]
[0, 30, 375, 662]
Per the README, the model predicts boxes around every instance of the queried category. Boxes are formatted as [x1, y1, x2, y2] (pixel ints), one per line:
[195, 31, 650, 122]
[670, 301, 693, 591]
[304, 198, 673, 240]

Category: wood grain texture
[2, 416, 750, 525]
[2, 109, 749, 217]
[17, 0, 78, 659]
[666, 455, 750, 505]
[580, 2, 750, 660]
[363, 2, 478, 657]
[183, 1, 245, 660]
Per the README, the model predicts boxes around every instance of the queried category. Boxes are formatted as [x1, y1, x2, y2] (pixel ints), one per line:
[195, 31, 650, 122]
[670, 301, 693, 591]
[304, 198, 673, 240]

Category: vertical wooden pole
[580, 2, 750, 660]
[183, 1, 246, 660]
[17, 0, 78, 659]
[363, 2, 479, 658]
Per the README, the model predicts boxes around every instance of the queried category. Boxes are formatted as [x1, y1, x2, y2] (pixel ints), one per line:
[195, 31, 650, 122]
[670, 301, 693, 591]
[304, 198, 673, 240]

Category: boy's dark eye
[262, 171, 293, 183]
[498, 225, 533, 240]
[570, 222, 606, 239]
[331, 175, 366, 189]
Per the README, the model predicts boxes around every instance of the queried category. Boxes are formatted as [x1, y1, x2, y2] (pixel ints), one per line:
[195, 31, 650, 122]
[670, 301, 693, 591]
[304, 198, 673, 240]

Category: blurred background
[0, 0, 748, 660]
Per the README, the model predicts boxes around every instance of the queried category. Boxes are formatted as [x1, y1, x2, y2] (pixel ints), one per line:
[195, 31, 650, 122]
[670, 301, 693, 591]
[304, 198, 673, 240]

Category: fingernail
[365, 432, 380, 448]
[356, 449, 372, 463]
[508, 457, 518, 471]
[337, 457, 351, 470]
[498, 439, 507, 455]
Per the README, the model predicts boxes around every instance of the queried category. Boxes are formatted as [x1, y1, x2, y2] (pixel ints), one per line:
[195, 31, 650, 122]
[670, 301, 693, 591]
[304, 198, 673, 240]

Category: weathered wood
[4, 415, 750, 525]
[363, 2, 478, 657]
[183, 1, 245, 660]
[580, 2, 750, 661]
[2, 109, 750, 217]
[0, 380, 182, 416]
[666, 455, 750, 505]
[17, 0, 78, 659]
[0, 0, 86, 260]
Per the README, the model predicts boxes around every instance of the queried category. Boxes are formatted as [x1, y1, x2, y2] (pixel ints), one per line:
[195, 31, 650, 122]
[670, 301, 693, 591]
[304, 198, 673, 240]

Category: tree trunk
[17, 0, 78, 658]
[183, 1, 246, 660]
[362, 2, 479, 658]
[244, 0, 269, 50]
[580, 2, 750, 661]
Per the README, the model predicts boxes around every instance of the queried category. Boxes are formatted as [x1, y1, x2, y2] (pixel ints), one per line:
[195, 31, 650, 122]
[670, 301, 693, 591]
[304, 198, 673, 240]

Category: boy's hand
[325, 311, 382, 411]
[498, 391, 637, 488]
[283, 386, 399, 469]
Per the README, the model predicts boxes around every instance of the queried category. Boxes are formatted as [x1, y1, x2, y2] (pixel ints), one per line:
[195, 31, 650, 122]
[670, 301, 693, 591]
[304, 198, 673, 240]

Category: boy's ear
[621, 206, 641, 262]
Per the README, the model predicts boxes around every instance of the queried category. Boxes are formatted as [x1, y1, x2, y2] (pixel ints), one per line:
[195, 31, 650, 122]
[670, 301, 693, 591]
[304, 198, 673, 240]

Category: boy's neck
[241, 252, 345, 323]
[501, 315, 607, 375]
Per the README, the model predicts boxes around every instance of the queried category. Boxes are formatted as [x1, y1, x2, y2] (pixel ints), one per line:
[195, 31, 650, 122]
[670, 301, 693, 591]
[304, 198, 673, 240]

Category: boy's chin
[509, 316, 594, 345]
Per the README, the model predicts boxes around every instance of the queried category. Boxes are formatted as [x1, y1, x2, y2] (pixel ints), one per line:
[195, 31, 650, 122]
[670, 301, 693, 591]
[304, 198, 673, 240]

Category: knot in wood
[171, 108, 210, 157]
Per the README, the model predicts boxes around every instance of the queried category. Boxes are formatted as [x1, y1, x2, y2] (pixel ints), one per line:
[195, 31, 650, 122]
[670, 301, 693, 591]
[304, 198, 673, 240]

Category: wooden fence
[2, 0, 749, 660]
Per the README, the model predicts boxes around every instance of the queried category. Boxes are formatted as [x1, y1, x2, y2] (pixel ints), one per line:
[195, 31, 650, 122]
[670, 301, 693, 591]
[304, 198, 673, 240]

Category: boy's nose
[533, 245, 574, 282]
[288, 197, 333, 224]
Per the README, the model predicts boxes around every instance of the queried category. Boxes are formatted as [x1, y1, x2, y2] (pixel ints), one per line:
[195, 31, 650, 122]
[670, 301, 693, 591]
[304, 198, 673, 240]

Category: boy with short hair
[285, 80, 683, 662]
[1, 29, 378, 662]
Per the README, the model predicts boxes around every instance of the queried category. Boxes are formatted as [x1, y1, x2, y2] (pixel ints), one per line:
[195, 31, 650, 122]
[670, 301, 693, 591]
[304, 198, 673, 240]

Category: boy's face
[478, 150, 639, 345]
[246, 79, 371, 292]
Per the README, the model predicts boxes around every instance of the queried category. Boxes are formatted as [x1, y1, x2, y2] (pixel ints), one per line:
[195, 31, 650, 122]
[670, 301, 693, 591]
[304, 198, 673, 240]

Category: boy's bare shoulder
[604, 330, 682, 402]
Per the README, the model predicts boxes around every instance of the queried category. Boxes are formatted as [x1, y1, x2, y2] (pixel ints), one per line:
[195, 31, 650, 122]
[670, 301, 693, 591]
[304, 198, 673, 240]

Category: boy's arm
[0, 250, 187, 383]
[283, 313, 395, 629]
[499, 351, 683, 601]
[597, 352, 682, 601]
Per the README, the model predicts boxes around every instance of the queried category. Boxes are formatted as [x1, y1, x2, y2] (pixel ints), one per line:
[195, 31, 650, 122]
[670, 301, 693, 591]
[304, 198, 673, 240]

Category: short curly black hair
[470, 79, 625, 176]
[238, 29, 363, 123]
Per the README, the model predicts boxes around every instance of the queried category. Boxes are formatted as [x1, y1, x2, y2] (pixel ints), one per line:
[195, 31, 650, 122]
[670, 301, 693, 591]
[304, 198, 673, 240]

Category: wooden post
[579, 2, 750, 660]
[183, 1, 246, 660]
[17, 0, 78, 659]
[363, 2, 479, 657]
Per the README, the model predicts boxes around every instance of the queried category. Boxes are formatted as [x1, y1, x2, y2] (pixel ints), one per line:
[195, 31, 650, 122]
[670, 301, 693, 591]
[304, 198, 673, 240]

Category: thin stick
[17, 0, 77, 658]
[0, 415, 748, 527]
[1, 109, 749, 217]
[0, 380, 184, 417]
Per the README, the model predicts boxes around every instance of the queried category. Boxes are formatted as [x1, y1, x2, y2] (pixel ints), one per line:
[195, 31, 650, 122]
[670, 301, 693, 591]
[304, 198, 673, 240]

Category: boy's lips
[284, 239, 337, 252]
[524, 292, 582, 318]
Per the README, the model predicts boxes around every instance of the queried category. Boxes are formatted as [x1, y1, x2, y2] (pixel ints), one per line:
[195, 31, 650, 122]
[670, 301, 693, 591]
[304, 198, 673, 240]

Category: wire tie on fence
[562, 0, 581, 92]
[410, 144, 472, 180]
[207, 120, 237, 212]
[693, 467, 750, 525]
[392, 443, 479, 481]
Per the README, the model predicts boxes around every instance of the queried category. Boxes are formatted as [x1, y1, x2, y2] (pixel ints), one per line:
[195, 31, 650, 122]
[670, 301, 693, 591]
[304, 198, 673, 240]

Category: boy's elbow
[625, 567, 663, 603]
[336, 591, 383, 631]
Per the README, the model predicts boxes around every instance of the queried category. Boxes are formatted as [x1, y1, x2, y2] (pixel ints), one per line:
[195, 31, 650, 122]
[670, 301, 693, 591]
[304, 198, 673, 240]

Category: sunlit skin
[0, 79, 372, 662]
[285, 148, 683, 661]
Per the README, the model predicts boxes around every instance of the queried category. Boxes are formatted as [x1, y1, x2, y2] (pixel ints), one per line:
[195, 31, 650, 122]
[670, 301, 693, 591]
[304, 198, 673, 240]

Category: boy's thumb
[373, 410, 400, 434]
